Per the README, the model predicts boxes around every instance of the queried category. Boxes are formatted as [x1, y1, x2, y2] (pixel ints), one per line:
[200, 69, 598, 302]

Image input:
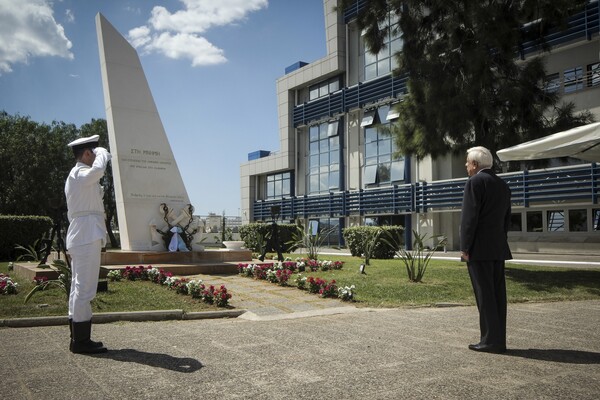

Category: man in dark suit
[460, 146, 512, 354]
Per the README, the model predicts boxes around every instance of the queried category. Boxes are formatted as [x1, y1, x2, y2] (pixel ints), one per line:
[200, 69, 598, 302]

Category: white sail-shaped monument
[96, 13, 190, 251]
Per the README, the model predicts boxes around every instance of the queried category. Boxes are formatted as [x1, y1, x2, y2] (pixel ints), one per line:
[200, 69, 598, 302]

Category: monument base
[13, 262, 63, 281]
[13, 249, 254, 280]
[100, 248, 252, 265]
[99, 248, 253, 277]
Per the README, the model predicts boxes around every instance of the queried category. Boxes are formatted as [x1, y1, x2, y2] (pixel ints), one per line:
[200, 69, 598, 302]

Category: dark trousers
[467, 260, 507, 346]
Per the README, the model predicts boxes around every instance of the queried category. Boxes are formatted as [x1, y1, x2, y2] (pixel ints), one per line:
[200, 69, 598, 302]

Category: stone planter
[223, 241, 245, 250]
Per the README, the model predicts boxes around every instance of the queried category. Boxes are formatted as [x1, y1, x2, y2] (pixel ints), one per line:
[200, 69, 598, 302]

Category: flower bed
[237, 260, 355, 301]
[106, 266, 232, 307]
[0, 273, 19, 295]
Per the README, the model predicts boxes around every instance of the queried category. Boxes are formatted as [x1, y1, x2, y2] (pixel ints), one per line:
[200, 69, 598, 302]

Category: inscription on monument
[120, 148, 185, 203]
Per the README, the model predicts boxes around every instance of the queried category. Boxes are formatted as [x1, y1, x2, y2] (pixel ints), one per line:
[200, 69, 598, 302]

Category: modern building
[240, 0, 600, 254]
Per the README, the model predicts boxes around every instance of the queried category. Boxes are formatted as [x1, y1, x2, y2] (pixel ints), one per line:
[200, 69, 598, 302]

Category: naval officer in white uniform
[65, 134, 110, 354]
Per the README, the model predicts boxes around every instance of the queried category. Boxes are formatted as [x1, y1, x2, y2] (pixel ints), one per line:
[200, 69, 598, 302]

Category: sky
[0, 0, 327, 216]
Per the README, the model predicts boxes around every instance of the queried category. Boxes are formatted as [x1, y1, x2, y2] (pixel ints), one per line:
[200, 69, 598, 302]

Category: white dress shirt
[65, 147, 112, 249]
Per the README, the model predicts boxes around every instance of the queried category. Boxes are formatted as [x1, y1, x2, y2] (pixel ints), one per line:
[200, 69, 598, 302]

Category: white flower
[338, 285, 356, 301]
[186, 279, 203, 289]
[147, 267, 160, 279]
[164, 276, 178, 286]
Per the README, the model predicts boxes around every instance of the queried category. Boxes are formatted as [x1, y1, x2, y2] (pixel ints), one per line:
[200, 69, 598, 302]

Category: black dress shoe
[468, 343, 507, 354]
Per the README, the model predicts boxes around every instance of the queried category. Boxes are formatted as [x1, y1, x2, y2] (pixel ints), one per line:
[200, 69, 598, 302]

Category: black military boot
[71, 320, 107, 354]
[69, 319, 103, 351]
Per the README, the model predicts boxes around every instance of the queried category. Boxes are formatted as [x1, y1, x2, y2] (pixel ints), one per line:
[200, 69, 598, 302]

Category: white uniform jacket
[65, 147, 112, 250]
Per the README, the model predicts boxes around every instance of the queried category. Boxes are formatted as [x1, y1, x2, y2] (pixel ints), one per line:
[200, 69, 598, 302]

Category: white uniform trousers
[68, 239, 102, 322]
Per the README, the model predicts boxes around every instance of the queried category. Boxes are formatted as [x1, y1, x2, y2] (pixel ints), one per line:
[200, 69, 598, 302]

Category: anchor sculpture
[154, 203, 199, 251]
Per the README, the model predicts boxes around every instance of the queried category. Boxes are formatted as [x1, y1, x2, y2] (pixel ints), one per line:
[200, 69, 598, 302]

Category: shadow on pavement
[506, 348, 600, 364]
[91, 349, 204, 372]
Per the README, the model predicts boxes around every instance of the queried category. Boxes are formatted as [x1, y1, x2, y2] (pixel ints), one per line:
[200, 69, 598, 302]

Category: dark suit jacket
[460, 169, 512, 261]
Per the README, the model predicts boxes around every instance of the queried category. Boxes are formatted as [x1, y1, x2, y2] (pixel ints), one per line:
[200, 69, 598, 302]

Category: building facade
[240, 0, 600, 254]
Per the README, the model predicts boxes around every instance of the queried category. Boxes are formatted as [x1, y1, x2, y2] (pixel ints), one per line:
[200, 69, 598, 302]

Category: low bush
[238, 222, 297, 252]
[0, 216, 52, 261]
[342, 225, 404, 259]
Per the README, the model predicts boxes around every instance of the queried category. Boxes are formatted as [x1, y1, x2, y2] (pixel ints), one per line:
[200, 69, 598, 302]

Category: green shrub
[342, 225, 404, 259]
[386, 230, 448, 282]
[239, 223, 297, 252]
[287, 224, 336, 260]
[0, 215, 53, 261]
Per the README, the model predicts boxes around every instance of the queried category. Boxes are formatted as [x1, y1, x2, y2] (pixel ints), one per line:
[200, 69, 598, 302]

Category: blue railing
[293, 74, 408, 127]
[344, 0, 599, 44]
[504, 163, 600, 207]
[252, 163, 599, 221]
[415, 179, 466, 213]
[520, 1, 599, 56]
[305, 2, 600, 127]
[343, 0, 367, 23]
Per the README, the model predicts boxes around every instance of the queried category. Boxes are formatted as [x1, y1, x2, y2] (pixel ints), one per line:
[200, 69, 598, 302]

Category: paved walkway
[315, 249, 600, 269]
[431, 251, 600, 269]
[2, 252, 599, 398]
[188, 272, 357, 321]
[1, 300, 599, 399]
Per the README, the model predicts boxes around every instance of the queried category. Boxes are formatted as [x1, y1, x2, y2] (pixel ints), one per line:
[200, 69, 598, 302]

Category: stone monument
[96, 13, 197, 251]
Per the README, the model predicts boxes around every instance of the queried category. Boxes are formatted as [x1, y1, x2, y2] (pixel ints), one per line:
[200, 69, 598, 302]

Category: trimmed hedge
[239, 223, 297, 253]
[0, 215, 53, 260]
[342, 225, 404, 259]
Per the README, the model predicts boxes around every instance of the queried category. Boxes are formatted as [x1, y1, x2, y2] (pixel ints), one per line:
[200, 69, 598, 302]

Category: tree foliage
[0, 112, 77, 215]
[341, 0, 594, 160]
[0, 112, 119, 247]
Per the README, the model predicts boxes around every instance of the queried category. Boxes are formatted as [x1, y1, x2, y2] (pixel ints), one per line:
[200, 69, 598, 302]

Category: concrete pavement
[1, 300, 599, 399]
[432, 251, 600, 269]
[2, 251, 599, 398]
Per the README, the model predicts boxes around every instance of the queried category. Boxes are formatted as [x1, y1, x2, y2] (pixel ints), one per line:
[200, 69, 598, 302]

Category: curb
[0, 309, 247, 328]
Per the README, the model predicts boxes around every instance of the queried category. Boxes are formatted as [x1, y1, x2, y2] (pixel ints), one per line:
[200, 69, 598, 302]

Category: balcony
[301, 2, 600, 127]
[253, 163, 599, 220]
[293, 74, 408, 127]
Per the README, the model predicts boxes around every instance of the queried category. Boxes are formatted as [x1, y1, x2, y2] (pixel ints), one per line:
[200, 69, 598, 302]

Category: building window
[587, 62, 600, 87]
[266, 172, 292, 200]
[526, 211, 543, 232]
[547, 210, 564, 232]
[544, 72, 560, 93]
[363, 105, 404, 187]
[386, 105, 400, 120]
[360, 110, 376, 127]
[564, 67, 584, 93]
[365, 215, 404, 227]
[593, 209, 600, 231]
[309, 76, 342, 101]
[363, 12, 402, 81]
[509, 213, 522, 232]
[569, 209, 587, 231]
[308, 218, 340, 246]
[307, 121, 341, 194]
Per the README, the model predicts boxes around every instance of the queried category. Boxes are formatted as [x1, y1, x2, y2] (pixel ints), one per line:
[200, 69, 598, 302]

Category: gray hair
[466, 146, 493, 169]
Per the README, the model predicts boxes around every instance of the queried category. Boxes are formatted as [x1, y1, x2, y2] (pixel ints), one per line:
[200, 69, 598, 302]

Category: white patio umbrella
[496, 122, 600, 162]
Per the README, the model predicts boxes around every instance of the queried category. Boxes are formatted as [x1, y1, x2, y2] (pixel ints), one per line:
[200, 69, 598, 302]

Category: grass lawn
[0, 262, 217, 319]
[288, 256, 600, 307]
[2, 255, 600, 319]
